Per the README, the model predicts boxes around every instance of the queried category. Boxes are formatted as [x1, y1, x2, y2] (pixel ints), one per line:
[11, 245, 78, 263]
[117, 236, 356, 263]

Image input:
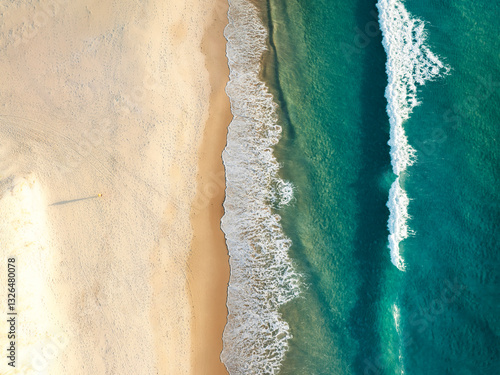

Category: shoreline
[0, 0, 227, 373]
[188, 0, 231, 373]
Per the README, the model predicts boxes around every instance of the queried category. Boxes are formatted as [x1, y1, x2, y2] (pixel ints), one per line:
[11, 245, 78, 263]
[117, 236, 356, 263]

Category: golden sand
[189, 0, 231, 373]
[0, 0, 230, 373]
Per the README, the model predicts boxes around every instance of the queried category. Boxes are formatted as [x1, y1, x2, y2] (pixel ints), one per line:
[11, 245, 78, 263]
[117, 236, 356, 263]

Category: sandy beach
[189, 0, 231, 373]
[0, 0, 230, 374]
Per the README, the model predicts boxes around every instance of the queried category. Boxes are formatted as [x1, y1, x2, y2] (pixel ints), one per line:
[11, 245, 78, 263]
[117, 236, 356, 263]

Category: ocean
[221, 0, 499, 374]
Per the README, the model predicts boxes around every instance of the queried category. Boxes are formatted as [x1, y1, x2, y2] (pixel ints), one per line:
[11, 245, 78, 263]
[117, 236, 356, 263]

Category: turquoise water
[267, 0, 393, 373]
[221, 0, 499, 374]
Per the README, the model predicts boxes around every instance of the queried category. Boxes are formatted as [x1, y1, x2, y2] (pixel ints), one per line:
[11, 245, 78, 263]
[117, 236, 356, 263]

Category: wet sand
[0, 0, 230, 373]
[189, 0, 231, 373]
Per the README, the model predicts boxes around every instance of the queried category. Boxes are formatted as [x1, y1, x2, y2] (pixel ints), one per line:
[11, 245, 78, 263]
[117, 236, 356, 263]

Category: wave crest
[377, 0, 449, 270]
[387, 177, 412, 271]
[377, 0, 450, 175]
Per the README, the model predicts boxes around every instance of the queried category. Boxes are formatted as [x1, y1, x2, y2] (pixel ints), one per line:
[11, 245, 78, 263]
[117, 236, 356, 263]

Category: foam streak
[221, 1, 299, 374]
[377, 0, 449, 270]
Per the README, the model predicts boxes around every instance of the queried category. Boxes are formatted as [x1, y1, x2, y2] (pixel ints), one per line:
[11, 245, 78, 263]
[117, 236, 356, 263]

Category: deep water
[254, 0, 500, 374]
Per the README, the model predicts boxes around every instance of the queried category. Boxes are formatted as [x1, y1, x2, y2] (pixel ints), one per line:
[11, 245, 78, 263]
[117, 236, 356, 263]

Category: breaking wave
[392, 303, 406, 374]
[220, 0, 300, 374]
[387, 177, 412, 271]
[377, 0, 449, 270]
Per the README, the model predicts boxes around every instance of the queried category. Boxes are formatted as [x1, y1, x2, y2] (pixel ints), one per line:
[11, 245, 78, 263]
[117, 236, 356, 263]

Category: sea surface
[221, 0, 499, 374]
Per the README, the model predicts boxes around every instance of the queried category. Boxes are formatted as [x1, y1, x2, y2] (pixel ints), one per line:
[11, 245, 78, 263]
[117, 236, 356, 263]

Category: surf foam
[377, 0, 449, 270]
[387, 177, 412, 271]
[221, 0, 300, 373]
[392, 304, 406, 374]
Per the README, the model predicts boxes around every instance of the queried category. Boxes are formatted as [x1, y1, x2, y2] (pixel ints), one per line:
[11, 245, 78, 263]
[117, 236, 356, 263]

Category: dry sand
[0, 0, 230, 374]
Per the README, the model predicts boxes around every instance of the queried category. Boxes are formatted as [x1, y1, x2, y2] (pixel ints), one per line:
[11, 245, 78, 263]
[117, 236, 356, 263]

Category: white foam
[392, 304, 406, 374]
[377, 0, 449, 270]
[221, 0, 300, 373]
[386, 178, 411, 271]
[377, 0, 450, 175]
[392, 303, 401, 334]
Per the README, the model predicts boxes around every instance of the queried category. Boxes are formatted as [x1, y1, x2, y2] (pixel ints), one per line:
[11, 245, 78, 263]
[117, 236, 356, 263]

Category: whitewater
[221, 0, 300, 373]
[377, 0, 449, 271]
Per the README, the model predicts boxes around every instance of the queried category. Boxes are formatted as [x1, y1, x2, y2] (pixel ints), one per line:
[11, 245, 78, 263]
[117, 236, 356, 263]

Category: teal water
[221, 0, 499, 373]
[395, 1, 500, 373]
[253, 0, 498, 374]
[265, 0, 394, 373]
